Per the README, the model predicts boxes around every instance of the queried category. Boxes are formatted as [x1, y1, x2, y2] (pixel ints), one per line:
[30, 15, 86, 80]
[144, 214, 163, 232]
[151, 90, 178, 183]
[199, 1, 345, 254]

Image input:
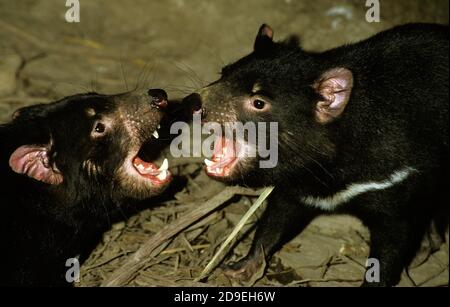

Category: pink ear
[259, 24, 274, 40]
[314, 68, 354, 124]
[9, 145, 63, 185]
[254, 24, 275, 51]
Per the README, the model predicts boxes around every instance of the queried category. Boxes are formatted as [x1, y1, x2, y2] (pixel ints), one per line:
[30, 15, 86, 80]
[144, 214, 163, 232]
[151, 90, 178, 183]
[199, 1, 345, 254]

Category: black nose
[148, 89, 169, 109]
[183, 93, 206, 117]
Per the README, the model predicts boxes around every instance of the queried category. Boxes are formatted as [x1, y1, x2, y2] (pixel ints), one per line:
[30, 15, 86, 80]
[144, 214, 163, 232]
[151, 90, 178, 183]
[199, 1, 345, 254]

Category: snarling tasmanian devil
[0, 89, 182, 286]
[185, 23, 449, 286]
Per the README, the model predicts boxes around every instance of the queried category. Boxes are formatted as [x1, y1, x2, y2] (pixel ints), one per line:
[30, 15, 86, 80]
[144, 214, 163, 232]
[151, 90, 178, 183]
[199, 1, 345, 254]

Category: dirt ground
[0, 0, 448, 287]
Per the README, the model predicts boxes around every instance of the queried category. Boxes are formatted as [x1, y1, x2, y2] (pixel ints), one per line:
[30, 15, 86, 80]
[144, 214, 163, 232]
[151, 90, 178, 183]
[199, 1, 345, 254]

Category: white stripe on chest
[301, 167, 417, 211]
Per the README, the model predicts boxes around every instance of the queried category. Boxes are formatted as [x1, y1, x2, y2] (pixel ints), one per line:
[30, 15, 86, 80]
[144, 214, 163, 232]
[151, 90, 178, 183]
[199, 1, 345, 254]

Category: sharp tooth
[152, 130, 159, 139]
[204, 159, 215, 167]
[137, 164, 145, 171]
[157, 170, 167, 181]
[157, 124, 161, 129]
[158, 158, 169, 171]
[217, 168, 223, 174]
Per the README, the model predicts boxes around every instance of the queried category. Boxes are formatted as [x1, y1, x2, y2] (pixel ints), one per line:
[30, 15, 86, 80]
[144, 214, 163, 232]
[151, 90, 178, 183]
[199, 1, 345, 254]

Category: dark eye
[94, 122, 106, 134]
[253, 99, 266, 110]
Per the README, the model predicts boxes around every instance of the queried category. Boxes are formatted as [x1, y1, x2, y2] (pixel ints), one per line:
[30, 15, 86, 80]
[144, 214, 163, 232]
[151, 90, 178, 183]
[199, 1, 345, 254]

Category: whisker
[171, 62, 204, 89]
[134, 61, 151, 91]
[120, 57, 129, 92]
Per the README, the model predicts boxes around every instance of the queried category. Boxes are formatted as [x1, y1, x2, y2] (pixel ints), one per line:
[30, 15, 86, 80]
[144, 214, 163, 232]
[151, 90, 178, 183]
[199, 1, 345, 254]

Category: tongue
[132, 157, 160, 176]
[213, 136, 236, 161]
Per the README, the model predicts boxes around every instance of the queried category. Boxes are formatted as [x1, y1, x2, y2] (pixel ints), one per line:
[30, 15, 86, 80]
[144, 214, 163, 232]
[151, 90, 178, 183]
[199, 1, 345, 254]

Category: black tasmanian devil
[0, 89, 180, 286]
[185, 23, 449, 286]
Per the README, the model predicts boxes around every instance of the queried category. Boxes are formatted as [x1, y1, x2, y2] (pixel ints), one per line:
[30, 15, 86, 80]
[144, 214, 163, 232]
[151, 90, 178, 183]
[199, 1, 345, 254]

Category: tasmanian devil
[0, 89, 181, 286]
[185, 23, 449, 286]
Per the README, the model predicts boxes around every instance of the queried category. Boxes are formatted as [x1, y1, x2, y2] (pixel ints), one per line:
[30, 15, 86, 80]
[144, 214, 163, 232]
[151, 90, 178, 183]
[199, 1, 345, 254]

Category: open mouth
[204, 136, 238, 178]
[130, 127, 172, 187]
[132, 156, 170, 186]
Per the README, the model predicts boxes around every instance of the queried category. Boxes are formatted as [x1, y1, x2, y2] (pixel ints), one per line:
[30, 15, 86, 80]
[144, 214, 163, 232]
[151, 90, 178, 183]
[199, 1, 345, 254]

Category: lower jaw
[131, 156, 171, 187]
[205, 160, 238, 178]
[206, 171, 230, 179]
[126, 176, 171, 201]
[123, 168, 172, 193]
[137, 173, 172, 188]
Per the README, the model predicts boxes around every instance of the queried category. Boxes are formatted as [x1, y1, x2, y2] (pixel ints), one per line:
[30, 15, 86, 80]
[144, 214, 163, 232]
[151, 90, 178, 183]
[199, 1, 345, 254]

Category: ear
[254, 24, 274, 52]
[12, 103, 48, 121]
[9, 145, 63, 185]
[284, 35, 301, 48]
[314, 68, 354, 124]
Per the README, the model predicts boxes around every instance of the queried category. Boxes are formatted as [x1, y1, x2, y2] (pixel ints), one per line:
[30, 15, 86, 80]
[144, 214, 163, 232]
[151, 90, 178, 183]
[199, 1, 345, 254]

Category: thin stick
[198, 186, 275, 280]
[101, 186, 262, 287]
[160, 244, 210, 255]
[289, 278, 363, 285]
[83, 251, 134, 271]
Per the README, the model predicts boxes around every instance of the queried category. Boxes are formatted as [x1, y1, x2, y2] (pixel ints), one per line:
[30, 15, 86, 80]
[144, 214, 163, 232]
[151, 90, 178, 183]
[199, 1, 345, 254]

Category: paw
[222, 253, 267, 286]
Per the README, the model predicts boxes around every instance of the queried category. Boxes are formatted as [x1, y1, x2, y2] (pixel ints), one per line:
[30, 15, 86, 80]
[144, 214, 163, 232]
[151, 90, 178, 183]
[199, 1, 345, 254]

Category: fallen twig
[160, 244, 210, 256]
[198, 186, 275, 281]
[289, 277, 363, 286]
[417, 266, 448, 287]
[101, 186, 262, 287]
[84, 251, 134, 272]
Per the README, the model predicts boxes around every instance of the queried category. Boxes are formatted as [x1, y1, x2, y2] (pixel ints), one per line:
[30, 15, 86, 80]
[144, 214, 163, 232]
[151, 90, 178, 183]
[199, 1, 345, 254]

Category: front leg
[362, 217, 424, 287]
[224, 191, 319, 281]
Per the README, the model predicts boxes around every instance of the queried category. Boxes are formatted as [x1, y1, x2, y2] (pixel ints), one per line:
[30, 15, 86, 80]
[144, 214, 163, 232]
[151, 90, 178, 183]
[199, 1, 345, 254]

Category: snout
[148, 89, 169, 109]
[183, 93, 206, 118]
[146, 89, 204, 121]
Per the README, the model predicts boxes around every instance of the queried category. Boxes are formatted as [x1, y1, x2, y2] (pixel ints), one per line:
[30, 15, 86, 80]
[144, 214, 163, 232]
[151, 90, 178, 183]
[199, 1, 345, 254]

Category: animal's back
[326, 24, 448, 168]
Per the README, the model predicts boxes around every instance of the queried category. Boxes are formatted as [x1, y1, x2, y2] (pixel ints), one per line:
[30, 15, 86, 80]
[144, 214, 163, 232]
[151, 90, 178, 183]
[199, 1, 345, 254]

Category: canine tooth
[157, 170, 167, 181]
[137, 164, 145, 171]
[157, 124, 161, 129]
[152, 130, 159, 139]
[204, 159, 215, 167]
[217, 168, 223, 174]
[158, 159, 169, 171]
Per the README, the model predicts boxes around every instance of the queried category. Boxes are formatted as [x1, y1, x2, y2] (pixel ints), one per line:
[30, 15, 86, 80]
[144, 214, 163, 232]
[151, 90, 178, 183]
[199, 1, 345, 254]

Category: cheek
[83, 140, 110, 164]
[84, 142, 125, 177]
[108, 133, 131, 163]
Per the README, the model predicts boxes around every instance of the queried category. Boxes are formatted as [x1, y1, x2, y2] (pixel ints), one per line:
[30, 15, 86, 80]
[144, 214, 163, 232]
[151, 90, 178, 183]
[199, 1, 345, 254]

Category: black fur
[0, 90, 175, 286]
[188, 24, 449, 286]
